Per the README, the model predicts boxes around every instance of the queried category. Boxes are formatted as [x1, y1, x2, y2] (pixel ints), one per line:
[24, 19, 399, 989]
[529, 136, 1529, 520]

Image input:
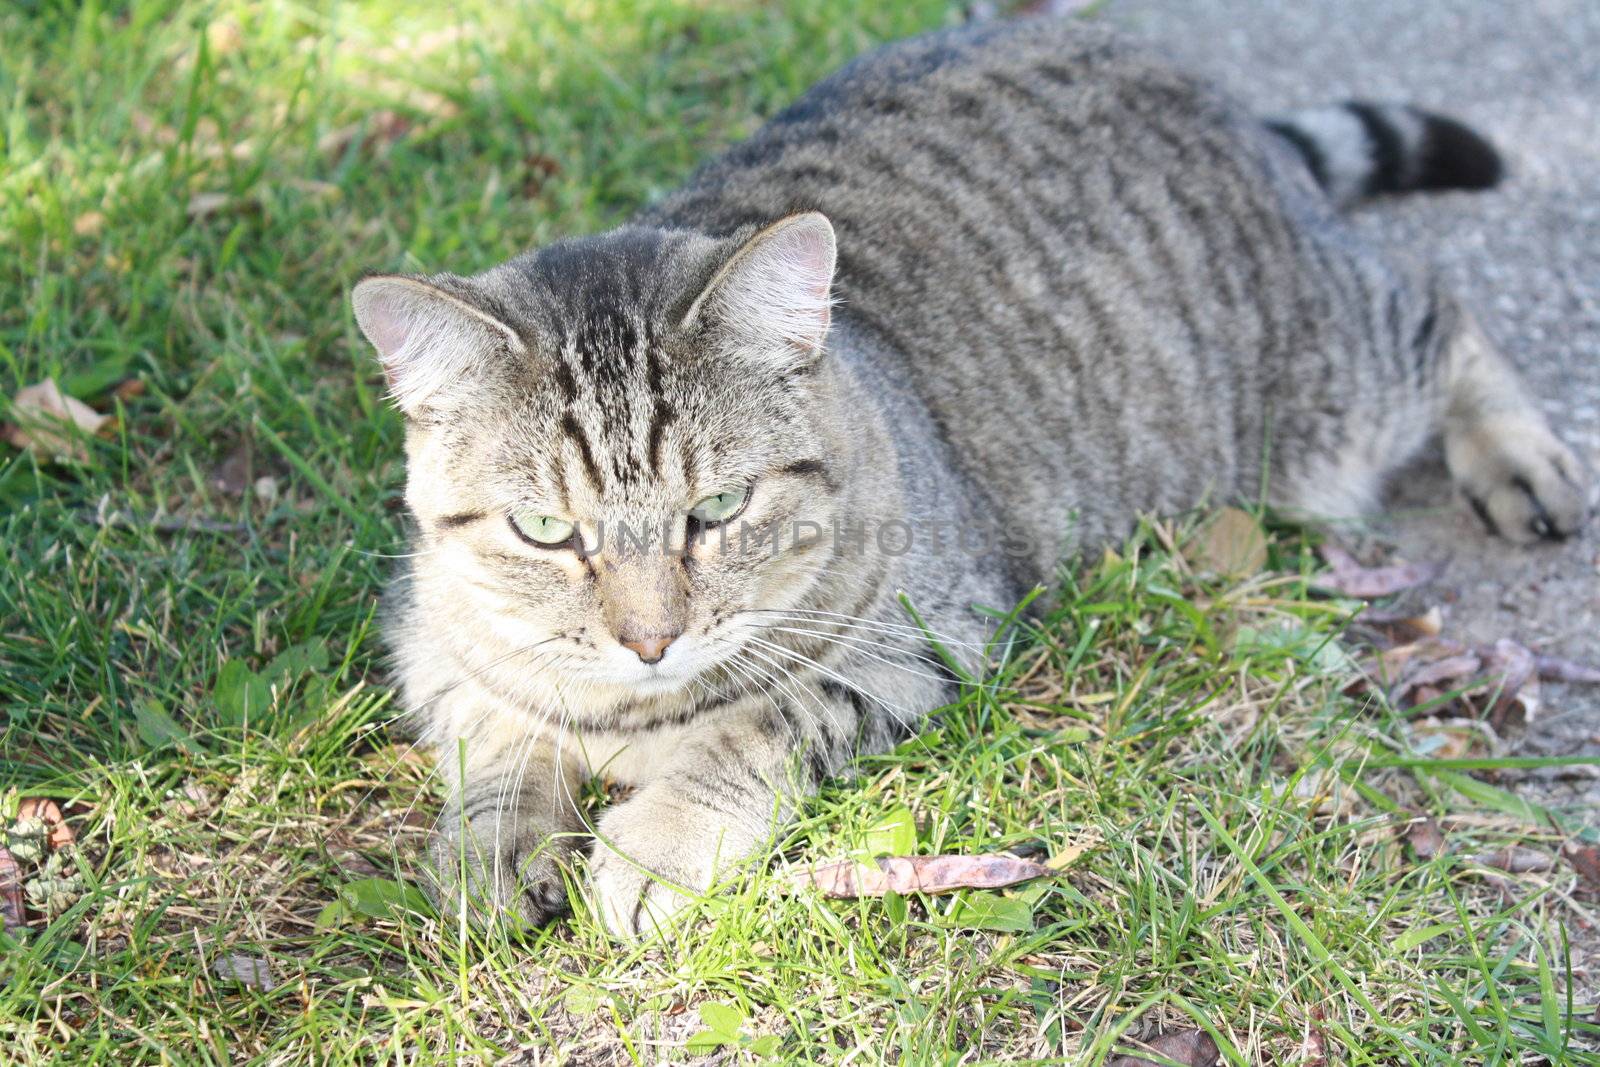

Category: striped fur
[352, 17, 1589, 935]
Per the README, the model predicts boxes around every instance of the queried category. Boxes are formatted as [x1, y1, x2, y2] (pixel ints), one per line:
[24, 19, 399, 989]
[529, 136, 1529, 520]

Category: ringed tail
[1266, 101, 1503, 209]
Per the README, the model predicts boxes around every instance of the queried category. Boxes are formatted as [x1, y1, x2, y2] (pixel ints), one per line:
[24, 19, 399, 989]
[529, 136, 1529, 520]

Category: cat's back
[645, 17, 1333, 551]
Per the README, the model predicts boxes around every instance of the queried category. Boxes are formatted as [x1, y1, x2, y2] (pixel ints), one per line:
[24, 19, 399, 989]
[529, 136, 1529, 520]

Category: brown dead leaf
[1358, 605, 1444, 644]
[1360, 636, 1540, 726]
[1108, 1029, 1220, 1067]
[17, 797, 74, 850]
[184, 191, 235, 219]
[4, 379, 112, 461]
[210, 441, 254, 496]
[1402, 816, 1445, 861]
[205, 20, 243, 56]
[1185, 507, 1268, 578]
[0, 847, 23, 931]
[212, 953, 276, 991]
[73, 211, 106, 237]
[1563, 843, 1600, 888]
[1474, 847, 1555, 874]
[317, 110, 414, 160]
[1535, 655, 1600, 685]
[1316, 544, 1443, 598]
[523, 153, 562, 196]
[789, 854, 1054, 898]
[112, 378, 147, 401]
[1295, 1023, 1329, 1067]
[1478, 638, 1540, 729]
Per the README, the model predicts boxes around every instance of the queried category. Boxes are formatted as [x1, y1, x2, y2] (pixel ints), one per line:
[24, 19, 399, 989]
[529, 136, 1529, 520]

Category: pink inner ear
[358, 288, 417, 364]
[721, 215, 836, 353]
[784, 223, 835, 305]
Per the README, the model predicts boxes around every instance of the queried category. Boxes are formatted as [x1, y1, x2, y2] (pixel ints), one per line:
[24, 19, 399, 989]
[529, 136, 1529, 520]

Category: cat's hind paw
[1447, 413, 1591, 544]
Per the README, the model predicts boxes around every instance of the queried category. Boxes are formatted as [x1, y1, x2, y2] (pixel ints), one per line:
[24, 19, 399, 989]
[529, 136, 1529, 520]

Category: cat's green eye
[508, 510, 576, 547]
[689, 487, 749, 526]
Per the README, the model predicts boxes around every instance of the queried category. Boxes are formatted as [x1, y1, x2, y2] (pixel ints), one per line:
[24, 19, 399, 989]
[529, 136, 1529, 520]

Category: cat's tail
[1265, 102, 1503, 209]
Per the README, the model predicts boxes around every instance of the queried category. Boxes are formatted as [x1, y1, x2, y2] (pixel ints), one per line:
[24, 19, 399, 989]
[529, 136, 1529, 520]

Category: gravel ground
[1108, 0, 1600, 968]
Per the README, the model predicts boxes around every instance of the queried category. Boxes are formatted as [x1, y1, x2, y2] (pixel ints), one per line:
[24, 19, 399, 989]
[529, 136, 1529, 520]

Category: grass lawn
[3, 1, 1598, 1062]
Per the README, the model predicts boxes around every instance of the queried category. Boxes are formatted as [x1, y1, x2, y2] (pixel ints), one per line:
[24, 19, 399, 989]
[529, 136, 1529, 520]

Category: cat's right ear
[350, 275, 524, 417]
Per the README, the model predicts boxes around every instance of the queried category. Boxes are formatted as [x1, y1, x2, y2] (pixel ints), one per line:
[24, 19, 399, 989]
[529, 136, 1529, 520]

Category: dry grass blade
[788, 854, 1054, 898]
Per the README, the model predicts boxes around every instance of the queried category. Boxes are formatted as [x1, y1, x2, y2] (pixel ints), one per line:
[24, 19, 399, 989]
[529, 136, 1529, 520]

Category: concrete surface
[1107, 0, 1600, 975]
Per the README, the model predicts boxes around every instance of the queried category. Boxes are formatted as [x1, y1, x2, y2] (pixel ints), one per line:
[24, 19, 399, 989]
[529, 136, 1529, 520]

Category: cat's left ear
[681, 212, 837, 369]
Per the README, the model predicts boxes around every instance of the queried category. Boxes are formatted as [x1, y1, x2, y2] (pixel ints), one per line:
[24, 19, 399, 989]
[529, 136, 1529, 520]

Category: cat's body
[354, 18, 1588, 934]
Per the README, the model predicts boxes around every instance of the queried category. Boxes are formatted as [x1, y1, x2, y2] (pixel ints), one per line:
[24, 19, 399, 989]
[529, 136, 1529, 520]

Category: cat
[350, 16, 1589, 936]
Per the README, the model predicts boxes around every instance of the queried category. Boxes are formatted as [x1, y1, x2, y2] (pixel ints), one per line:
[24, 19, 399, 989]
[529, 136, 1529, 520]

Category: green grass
[2, 1, 1597, 1062]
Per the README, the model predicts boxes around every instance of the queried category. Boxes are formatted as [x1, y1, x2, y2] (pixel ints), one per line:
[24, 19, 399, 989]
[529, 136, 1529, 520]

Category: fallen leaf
[1562, 843, 1600, 888]
[169, 781, 216, 817]
[789, 853, 1054, 898]
[0, 847, 22, 931]
[16, 797, 73, 850]
[73, 211, 106, 237]
[1185, 507, 1267, 578]
[1295, 1011, 1330, 1066]
[1535, 655, 1600, 685]
[1045, 837, 1098, 870]
[1361, 636, 1540, 725]
[941, 890, 1037, 932]
[1108, 1028, 1220, 1067]
[209, 441, 254, 496]
[205, 20, 243, 56]
[1478, 639, 1539, 729]
[112, 378, 147, 401]
[317, 110, 413, 160]
[1402, 816, 1445, 860]
[186, 192, 236, 219]
[1392, 650, 1482, 706]
[1358, 605, 1444, 644]
[287, 178, 342, 204]
[1473, 847, 1554, 874]
[212, 953, 275, 991]
[1315, 544, 1442, 598]
[522, 153, 562, 196]
[4, 379, 112, 461]
[1405, 718, 1489, 760]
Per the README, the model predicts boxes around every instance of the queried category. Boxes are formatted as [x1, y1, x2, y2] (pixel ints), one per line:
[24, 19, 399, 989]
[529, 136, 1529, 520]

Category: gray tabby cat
[350, 17, 1589, 936]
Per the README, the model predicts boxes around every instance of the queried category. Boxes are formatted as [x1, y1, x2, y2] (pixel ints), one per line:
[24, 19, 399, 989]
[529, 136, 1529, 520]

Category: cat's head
[352, 214, 852, 708]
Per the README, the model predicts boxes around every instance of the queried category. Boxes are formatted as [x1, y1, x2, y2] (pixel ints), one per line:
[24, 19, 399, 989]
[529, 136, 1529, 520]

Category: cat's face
[355, 215, 842, 703]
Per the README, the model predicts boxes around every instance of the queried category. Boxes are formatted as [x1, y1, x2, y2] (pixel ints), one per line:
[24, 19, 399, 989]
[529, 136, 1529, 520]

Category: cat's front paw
[585, 799, 729, 937]
[1447, 414, 1592, 543]
[426, 810, 576, 929]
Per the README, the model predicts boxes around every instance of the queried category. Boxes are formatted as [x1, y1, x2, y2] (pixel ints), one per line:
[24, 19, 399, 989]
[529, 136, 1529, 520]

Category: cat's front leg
[426, 703, 585, 927]
[586, 690, 852, 937]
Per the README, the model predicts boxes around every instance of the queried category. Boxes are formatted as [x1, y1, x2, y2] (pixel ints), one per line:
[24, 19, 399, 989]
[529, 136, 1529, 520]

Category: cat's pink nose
[621, 633, 677, 664]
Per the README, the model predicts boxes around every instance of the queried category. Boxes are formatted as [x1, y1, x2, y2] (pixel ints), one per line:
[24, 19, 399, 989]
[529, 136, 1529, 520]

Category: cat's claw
[586, 849, 695, 937]
[425, 816, 574, 929]
[585, 800, 722, 937]
[1447, 413, 1591, 544]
